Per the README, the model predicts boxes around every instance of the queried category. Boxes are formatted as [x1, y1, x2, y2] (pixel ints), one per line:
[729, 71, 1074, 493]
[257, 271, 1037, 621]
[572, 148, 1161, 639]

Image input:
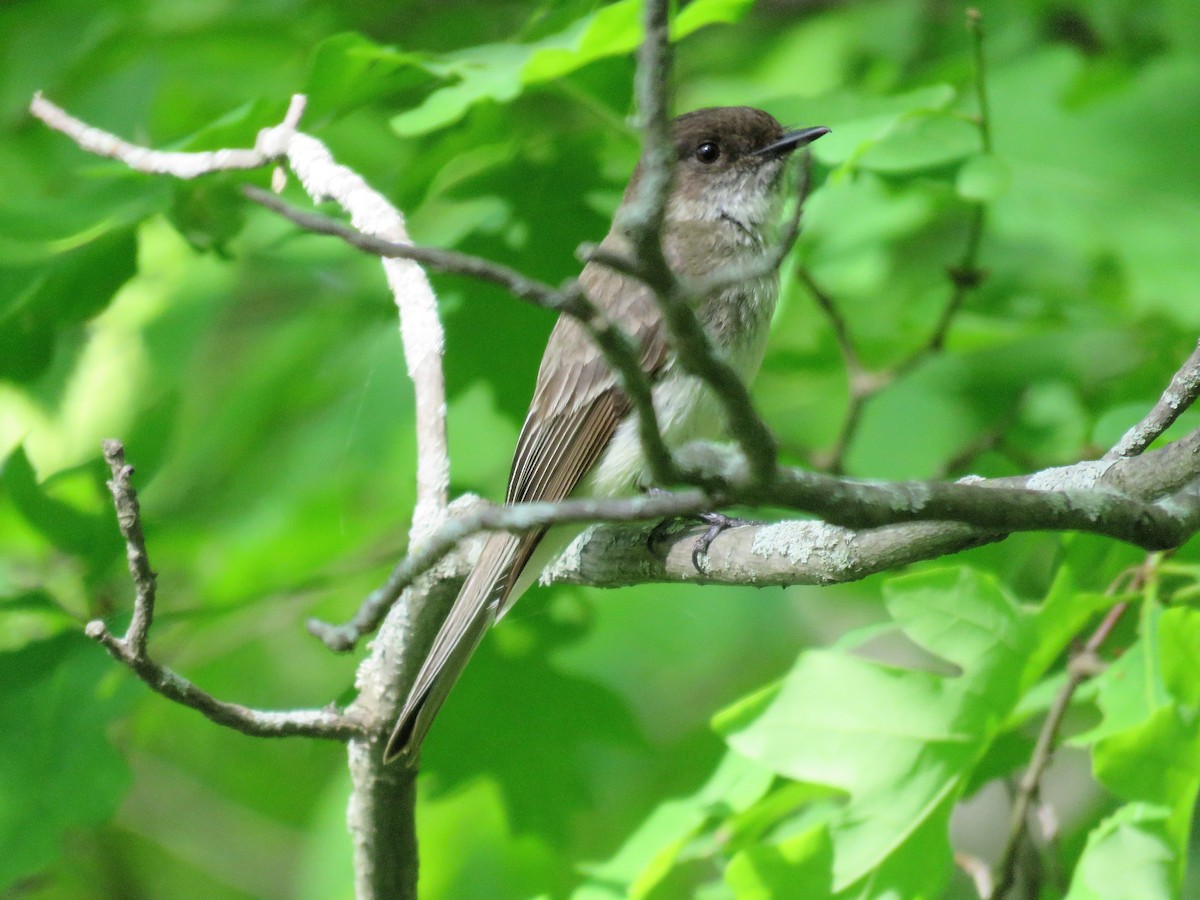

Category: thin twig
[246, 187, 679, 484]
[621, 0, 675, 254]
[990, 560, 1149, 898]
[812, 199, 986, 474]
[308, 487, 713, 650]
[245, 187, 580, 313]
[1105, 339, 1200, 459]
[103, 440, 157, 657]
[897, 203, 987, 372]
[956, 851, 995, 900]
[935, 394, 1025, 479]
[967, 8, 993, 154]
[803, 10, 994, 472]
[818, 394, 866, 475]
[90, 441, 362, 741]
[798, 267, 863, 375]
[902, 9, 992, 365]
[797, 267, 872, 474]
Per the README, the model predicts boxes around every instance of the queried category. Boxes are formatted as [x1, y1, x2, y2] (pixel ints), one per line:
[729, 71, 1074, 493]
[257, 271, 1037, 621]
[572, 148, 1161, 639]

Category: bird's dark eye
[695, 141, 721, 164]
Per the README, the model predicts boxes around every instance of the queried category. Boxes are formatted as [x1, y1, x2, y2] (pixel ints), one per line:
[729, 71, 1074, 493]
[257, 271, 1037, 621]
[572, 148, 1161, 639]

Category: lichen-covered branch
[313, 428, 1200, 650]
[552, 427, 1200, 588]
[29, 92, 301, 177]
[1105, 339, 1200, 459]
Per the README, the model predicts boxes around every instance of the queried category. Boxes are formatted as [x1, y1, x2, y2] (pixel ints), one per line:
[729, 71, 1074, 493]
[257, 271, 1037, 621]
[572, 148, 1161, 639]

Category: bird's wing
[384, 259, 670, 763]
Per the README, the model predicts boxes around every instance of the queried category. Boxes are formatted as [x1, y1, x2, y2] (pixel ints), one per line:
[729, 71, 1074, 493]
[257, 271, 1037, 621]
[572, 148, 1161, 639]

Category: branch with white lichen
[1104, 339, 1200, 460]
[311, 427, 1200, 650]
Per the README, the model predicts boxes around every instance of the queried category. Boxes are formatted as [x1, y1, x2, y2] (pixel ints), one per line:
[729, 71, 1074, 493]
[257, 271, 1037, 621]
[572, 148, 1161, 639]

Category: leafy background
[2, 0, 1199, 896]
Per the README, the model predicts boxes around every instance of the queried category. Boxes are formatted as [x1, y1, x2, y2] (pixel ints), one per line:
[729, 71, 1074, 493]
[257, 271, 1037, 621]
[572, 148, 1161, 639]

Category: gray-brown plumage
[385, 107, 828, 764]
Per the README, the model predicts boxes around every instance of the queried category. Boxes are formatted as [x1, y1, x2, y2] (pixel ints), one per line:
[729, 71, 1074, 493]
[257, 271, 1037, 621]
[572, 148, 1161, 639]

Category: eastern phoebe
[386, 107, 829, 763]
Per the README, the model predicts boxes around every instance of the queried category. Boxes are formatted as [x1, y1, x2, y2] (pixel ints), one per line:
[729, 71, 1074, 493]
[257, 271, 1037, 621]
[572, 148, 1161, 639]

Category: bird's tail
[383, 531, 524, 764]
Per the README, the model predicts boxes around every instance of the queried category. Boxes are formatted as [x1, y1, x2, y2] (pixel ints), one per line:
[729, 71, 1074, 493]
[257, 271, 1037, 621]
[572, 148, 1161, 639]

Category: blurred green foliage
[2, 0, 1199, 897]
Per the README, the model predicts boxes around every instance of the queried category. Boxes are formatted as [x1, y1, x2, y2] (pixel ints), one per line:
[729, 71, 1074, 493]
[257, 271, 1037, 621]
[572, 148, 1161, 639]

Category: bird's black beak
[755, 125, 831, 156]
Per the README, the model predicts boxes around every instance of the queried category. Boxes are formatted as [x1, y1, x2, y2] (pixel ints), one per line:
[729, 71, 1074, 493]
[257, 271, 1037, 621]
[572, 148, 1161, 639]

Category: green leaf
[576, 751, 773, 897]
[1066, 804, 1176, 900]
[303, 33, 441, 119]
[1025, 565, 1117, 689]
[0, 226, 138, 382]
[167, 178, 247, 256]
[1073, 600, 1170, 749]
[771, 85, 960, 172]
[1076, 605, 1200, 894]
[884, 567, 1030, 684]
[1071, 644, 1149, 749]
[1158, 606, 1200, 707]
[724, 824, 833, 899]
[858, 112, 982, 174]
[391, 43, 527, 137]
[416, 776, 563, 900]
[0, 632, 134, 891]
[956, 153, 1011, 201]
[990, 49, 1200, 326]
[1, 446, 121, 570]
[673, 0, 755, 37]
[521, 0, 642, 83]
[1093, 704, 1200, 812]
[390, 0, 754, 136]
[715, 567, 1031, 892]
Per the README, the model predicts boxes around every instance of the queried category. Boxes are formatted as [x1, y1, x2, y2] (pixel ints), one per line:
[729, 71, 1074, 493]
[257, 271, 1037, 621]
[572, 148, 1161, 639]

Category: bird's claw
[691, 511, 751, 571]
[645, 509, 755, 570]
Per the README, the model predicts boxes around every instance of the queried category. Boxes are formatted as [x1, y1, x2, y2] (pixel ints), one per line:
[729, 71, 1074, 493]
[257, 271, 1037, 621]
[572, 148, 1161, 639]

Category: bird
[385, 107, 829, 764]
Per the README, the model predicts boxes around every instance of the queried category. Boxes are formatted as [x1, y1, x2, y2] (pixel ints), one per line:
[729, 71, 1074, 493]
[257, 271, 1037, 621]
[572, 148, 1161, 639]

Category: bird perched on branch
[386, 106, 829, 763]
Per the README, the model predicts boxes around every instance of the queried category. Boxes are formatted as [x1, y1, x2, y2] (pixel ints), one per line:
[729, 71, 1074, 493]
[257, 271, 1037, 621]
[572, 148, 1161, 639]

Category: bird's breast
[588, 274, 778, 496]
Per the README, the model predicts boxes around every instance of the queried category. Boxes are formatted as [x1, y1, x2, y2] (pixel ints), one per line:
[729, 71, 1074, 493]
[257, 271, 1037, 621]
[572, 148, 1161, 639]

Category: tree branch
[803, 9, 994, 474]
[30, 87, 682, 900]
[552, 425, 1200, 587]
[309, 489, 712, 650]
[244, 186, 679, 485]
[88, 441, 363, 741]
[311, 428, 1200, 650]
[1104, 339, 1200, 459]
[990, 564, 1145, 899]
[29, 92, 303, 177]
[269, 111, 451, 542]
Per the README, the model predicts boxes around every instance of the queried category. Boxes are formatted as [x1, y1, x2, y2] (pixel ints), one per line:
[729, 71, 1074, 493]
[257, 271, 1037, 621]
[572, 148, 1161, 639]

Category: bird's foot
[644, 500, 757, 571]
[691, 511, 754, 571]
